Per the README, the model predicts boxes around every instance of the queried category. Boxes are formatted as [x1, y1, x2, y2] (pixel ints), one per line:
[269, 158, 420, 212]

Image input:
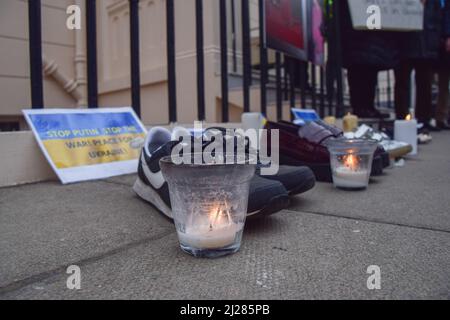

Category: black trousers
[394, 60, 433, 122]
[347, 66, 378, 114]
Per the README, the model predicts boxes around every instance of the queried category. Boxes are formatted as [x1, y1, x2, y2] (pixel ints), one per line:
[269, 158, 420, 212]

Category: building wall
[97, 0, 227, 125]
[0, 0, 79, 129]
[0, 0, 254, 129]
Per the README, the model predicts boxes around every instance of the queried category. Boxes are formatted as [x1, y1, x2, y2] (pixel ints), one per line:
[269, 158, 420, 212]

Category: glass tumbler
[326, 139, 378, 190]
[160, 154, 256, 258]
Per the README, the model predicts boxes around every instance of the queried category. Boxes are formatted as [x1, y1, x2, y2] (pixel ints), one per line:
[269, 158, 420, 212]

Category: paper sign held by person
[348, 0, 424, 31]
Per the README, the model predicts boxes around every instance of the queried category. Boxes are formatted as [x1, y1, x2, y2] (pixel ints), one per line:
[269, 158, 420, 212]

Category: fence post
[275, 52, 282, 121]
[241, 0, 251, 113]
[300, 61, 307, 109]
[130, 0, 141, 117]
[86, 0, 98, 108]
[28, 0, 44, 109]
[284, 55, 289, 101]
[219, 0, 229, 123]
[289, 58, 295, 120]
[195, 0, 206, 121]
[333, 0, 345, 117]
[319, 67, 325, 117]
[166, 0, 177, 123]
[311, 64, 317, 111]
[258, 0, 267, 116]
[231, 0, 238, 73]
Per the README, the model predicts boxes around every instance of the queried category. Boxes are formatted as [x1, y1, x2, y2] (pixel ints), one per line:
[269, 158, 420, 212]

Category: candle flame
[406, 114, 412, 121]
[208, 203, 232, 231]
[344, 154, 359, 171]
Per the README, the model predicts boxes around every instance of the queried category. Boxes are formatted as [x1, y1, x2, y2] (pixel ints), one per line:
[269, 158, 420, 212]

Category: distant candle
[343, 113, 358, 132]
[324, 116, 336, 126]
[394, 115, 417, 155]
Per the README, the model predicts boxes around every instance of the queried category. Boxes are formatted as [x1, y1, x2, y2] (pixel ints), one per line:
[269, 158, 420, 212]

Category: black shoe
[418, 126, 430, 135]
[246, 176, 290, 218]
[133, 127, 291, 220]
[271, 120, 386, 181]
[203, 126, 317, 195]
[313, 119, 344, 137]
[257, 164, 316, 196]
[437, 121, 450, 130]
[354, 109, 390, 119]
[422, 122, 441, 132]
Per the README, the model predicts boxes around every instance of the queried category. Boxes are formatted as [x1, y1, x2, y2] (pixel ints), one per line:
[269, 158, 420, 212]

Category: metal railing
[26, 0, 394, 123]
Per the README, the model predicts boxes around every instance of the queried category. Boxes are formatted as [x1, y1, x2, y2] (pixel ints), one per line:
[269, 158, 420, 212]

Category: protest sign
[23, 108, 147, 184]
[265, 0, 310, 61]
[265, 0, 324, 65]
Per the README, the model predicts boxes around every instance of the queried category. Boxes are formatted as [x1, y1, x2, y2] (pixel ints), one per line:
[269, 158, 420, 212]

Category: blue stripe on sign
[29, 112, 144, 140]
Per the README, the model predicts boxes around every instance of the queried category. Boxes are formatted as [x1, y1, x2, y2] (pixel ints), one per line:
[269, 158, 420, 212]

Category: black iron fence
[26, 0, 394, 123]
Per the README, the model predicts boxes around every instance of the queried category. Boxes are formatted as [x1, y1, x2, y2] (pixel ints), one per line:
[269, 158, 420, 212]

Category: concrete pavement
[0, 132, 449, 299]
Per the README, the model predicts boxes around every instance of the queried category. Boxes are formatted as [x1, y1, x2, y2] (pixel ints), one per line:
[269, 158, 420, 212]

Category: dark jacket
[442, 0, 450, 64]
[401, 0, 442, 61]
[443, 0, 450, 38]
[339, 0, 400, 70]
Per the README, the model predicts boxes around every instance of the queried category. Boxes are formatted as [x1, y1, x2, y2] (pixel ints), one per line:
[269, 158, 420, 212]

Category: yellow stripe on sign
[43, 133, 146, 169]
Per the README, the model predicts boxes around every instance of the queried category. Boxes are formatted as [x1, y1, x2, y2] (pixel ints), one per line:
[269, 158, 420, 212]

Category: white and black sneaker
[133, 127, 291, 220]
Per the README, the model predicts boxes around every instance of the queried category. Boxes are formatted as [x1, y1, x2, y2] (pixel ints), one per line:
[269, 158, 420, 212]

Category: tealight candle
[343, 113, 358, 133]
[178, 222, 243, 250]
[178, 202, 243, 249]
[394, 114, 417, 156]
[324, 116, 337, 126]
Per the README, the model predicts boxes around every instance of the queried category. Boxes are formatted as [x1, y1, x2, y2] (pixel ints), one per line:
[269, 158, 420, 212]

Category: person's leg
[394, 60, 412, 119]
[414, 60, 433, 124]
[348, 66, 382, 117]
[436, 67, 450, 125]
[365, 67, 378, 111]
[347, 66, 367, 115]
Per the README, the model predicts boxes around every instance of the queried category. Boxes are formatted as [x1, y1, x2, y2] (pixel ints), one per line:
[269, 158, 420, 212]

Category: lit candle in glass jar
[327, 139, 378, 190]
[333, 154, 369, 189]
[160, 154, 256, 258]
[343, 113, 358, 133]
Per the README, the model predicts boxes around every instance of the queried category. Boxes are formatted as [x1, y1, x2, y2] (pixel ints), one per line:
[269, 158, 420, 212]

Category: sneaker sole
[133, 178, 290, 220]
[247, 193, 290, 219]
[387, 145, 413, 159]
[133, 178, 173, 219]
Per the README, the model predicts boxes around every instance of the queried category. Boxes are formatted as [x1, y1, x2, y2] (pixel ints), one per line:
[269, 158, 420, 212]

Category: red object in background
[266, 0, 307, 60]
[266, 0, 305, 49]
